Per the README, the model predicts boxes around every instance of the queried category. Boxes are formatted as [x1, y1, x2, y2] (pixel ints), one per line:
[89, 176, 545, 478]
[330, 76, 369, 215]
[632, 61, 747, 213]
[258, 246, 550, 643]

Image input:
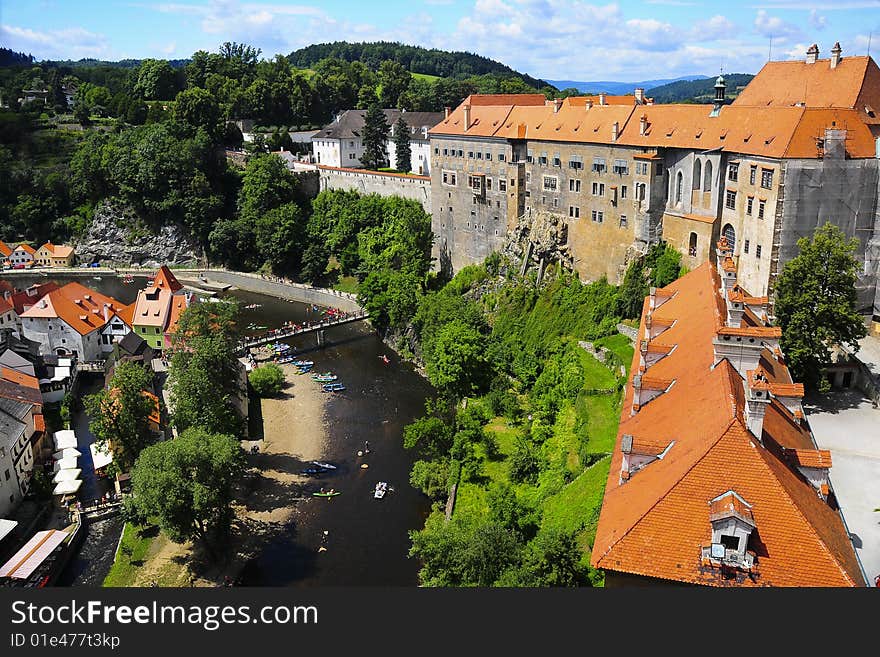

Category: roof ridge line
[781, 105, 806, 158]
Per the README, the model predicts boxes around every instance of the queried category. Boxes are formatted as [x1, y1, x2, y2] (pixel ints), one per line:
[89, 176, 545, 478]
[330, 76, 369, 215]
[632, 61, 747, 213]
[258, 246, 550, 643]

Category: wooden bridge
[236, 310, 370, 353]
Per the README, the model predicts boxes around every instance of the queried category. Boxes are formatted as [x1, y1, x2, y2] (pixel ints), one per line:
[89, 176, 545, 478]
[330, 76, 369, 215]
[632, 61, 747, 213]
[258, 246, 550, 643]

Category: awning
[53, 457, 78, 472]
[52, 469, 81, 484]
[52, 479, 82, 496]
[90, 443, 113, 470]
[53, 430, 77, 450]
[52, 448, 82, 460]
[0, 529, 69, 579]
[0, 519, 17, 544]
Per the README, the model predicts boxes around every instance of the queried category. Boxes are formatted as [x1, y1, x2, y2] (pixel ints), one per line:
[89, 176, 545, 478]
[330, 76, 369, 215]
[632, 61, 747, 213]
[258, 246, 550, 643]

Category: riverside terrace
[236, 309, 370, 353]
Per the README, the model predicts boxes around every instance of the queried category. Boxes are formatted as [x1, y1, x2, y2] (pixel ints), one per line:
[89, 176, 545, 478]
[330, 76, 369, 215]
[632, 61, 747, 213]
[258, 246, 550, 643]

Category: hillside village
[1, 38, 879, 590]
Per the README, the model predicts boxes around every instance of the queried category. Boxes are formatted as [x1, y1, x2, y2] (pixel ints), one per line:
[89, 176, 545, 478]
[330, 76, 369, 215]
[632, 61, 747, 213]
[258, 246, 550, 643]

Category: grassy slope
[102, 522, 156, 587]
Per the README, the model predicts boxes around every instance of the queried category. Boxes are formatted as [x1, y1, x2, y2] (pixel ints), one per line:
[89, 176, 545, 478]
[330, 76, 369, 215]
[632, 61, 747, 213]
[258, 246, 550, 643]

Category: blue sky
[3, 1, 880, 81]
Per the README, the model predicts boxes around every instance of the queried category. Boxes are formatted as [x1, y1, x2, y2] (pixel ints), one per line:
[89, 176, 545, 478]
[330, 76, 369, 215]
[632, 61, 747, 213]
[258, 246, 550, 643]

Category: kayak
[310, 461, 337, 470]
[312, 491, 341, 497]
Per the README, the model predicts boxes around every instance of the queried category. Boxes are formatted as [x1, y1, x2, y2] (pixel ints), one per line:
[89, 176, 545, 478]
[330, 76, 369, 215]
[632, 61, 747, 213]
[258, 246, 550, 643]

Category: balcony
[700, 545, 756, 571]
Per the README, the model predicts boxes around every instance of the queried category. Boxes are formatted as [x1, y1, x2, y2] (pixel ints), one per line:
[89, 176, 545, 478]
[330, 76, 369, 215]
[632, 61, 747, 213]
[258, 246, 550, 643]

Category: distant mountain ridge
[647, 74, 754, 103]
[546, 75, 709, 95]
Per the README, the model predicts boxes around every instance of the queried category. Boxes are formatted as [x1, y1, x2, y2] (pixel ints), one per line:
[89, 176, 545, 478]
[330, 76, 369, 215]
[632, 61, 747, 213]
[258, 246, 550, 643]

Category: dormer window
[701, 490, 757, 577]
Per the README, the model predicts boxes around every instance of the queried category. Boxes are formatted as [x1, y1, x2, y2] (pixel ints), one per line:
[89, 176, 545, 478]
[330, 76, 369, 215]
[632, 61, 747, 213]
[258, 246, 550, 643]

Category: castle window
[727, 163, 739, 182]
[760, 169, 774, 189]
[746, 197, 754, 215]
[689, 232, 697, 257]
[725, 190, 736, 210]
[543, 176, 557, 191]
[592, 157, 606, 173]
[758, 200, 766, 219]
[613, 159, 629, 175]
[569, 206, 580, 218]
[749, 165, 757, 185]
[756, 244, 762, 258]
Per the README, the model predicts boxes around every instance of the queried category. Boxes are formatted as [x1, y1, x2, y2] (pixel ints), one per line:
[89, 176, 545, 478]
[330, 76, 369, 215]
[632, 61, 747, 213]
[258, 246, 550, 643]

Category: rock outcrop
[74, 200, 201, 267]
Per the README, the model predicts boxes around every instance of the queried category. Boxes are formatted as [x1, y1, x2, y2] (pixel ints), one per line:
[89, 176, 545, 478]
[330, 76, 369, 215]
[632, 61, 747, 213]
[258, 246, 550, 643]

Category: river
[5, 273, 432, 586]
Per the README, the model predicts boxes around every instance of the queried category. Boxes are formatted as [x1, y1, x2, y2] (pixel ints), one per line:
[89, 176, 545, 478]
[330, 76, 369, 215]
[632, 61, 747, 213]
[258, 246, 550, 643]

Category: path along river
[5, 273, 432, 586]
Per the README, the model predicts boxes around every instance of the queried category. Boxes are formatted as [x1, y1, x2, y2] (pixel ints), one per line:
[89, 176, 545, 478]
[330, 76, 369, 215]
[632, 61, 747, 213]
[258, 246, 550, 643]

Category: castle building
[429, 44, 880, 315]
[590, 238, 866, 586]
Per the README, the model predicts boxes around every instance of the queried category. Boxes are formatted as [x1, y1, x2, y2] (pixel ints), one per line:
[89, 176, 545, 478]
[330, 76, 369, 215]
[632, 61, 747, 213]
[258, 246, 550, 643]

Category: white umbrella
[90, 443, 113, 470]
[52, 469, 81, 484]
[53, 456, 78, 472]
[52, 479, 82, 495]
[53, 430, 77, 450]
[52, 448, 82, 460]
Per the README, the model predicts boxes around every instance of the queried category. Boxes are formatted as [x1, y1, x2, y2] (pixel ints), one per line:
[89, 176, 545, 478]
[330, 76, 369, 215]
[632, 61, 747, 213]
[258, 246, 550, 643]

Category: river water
[5, 273, 432, 587]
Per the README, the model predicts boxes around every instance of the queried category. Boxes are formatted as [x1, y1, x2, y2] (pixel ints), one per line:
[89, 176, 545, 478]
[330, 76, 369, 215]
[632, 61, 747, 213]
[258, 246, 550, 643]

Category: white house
[7, 244, 35, 268]
[20, 283, 132, 362]
[0, 297, 17, 337]
[312, 109, 443, 174]
[0, 398, 36, 515]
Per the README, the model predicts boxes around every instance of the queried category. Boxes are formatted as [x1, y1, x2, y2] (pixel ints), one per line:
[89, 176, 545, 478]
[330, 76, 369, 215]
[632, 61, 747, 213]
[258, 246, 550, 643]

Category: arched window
[703, 161, 713, 192]
[722, 223, 736, 250]
[689, 232, 698, 257]
[675, 171, 683, 205]
[693, 160, 702, 190]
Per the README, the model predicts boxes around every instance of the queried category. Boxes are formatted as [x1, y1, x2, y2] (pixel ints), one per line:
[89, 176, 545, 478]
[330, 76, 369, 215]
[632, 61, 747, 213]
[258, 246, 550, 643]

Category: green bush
[248, 363, 285, 397]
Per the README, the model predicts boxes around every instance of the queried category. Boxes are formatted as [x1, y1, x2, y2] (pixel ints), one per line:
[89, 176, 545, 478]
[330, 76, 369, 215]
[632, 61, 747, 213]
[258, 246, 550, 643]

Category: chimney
[444, 106, 450, 119]
[634, 87, 645, 104]
[611, 121, 619, 142]
[599, 93, 606, 106]
[553, 98, 562, 113]
[806, 43, 819, 64]
[586, 98, 593, 109]
[639, 113, 648, 136]
[462, 105, 471, 130]
[103, 302, 110, 322]
[744, 369, 771, 441]
[823, 127, 846, 159]
[830, 42, 842, 69]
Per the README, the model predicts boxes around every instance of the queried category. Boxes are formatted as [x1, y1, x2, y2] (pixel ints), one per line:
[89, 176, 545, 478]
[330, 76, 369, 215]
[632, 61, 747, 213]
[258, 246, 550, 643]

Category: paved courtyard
[805, 389, 880, 587]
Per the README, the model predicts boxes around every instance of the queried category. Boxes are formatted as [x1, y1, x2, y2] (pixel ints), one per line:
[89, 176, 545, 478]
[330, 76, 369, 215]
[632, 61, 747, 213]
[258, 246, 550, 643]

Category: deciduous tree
[775, 222, 868, 390]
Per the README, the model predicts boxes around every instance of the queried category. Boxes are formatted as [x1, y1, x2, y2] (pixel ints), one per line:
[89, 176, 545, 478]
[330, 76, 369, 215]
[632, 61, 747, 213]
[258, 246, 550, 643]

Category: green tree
[167, 301, 245, 436]
[128, 427, 245, 560]
[249, 363, 285, 397]
[424, 319, 491, 397]
[134, 59, 178, 100]
[409, 459, 449, 501]
[775, 222, 868, 390]
[616, 256, 648, 320]
[238, 152, 298, 218]
[645, 241, 683, 288]
[509, 436, 541, 483]
[173, 87, 221, 138]
[523, 529, 591, 586]
[403, 415, 454, 459]
[393, 117, 411, 173]
[360, 102, 389, 170]
[83, 361, 157, 472]
[378, 59, 411, 107]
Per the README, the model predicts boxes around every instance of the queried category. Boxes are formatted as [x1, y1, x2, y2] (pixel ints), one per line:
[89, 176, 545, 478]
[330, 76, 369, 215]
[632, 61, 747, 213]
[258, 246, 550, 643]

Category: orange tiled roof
[165, 295, 189, 336]
[432, 94, 878, 159]
[717, 325, 782, 338]
[38, 242, 55, 254]
[787, 449, 833, 469]
[680, 212, 716, 225]
[33, 413, 45, 433]
[152, 265, 183, 293]
[1, 367, 39, 389]
[20, 282, 126, 335]
[0, 241, 11, 258]
[709, 491, 755, 526]
[591, 262, 864, 586]
[14, 243, 36, 255]
[733, 55, 880, 118]
[52, 245, 74, 258]
[770, 382, 805, 397]
[0, 296, 13, 314]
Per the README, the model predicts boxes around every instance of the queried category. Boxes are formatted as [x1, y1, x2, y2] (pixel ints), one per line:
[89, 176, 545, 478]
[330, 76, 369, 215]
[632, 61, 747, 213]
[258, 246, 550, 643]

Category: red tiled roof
[20, 282, 126, 336]
[33, 413, 45, 433]
[0, 241, 11, 258]
[787, 449, 833, 469]
[591, 262, 864, 586]
[709, 492, 755, 526]
[1, 367, 39, 389]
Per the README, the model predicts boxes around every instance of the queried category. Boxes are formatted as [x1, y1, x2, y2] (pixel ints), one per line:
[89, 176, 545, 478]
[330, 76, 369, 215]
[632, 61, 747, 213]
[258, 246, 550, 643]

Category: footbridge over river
[236, 309, 370, 353]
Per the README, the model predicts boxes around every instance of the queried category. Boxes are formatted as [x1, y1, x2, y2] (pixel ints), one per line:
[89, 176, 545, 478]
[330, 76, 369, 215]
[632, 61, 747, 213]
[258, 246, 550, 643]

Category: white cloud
[0, 24, 111, 60]
[753, 10, 802, 41]
[751, 1, 880, 9]
[691, 15, 738, 41]
[808, 10, 827, 30]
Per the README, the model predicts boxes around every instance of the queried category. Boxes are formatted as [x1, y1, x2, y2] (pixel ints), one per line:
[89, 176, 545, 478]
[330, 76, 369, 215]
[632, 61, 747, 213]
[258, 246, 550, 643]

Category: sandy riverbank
[126, 363, 329, 587]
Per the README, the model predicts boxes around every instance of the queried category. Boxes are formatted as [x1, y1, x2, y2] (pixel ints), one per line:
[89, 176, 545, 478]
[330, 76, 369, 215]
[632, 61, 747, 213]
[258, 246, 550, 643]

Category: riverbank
[105, 362, 329, 586]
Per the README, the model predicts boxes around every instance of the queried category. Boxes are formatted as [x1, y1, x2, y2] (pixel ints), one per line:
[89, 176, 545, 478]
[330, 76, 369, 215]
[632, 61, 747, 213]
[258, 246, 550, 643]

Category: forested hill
[647, 73, 754, 103]
[289, 41, 554, 91]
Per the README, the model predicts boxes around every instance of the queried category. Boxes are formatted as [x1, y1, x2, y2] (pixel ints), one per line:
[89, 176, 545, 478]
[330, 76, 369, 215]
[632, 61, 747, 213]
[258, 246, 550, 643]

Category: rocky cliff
[74, 200, 202, 267]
